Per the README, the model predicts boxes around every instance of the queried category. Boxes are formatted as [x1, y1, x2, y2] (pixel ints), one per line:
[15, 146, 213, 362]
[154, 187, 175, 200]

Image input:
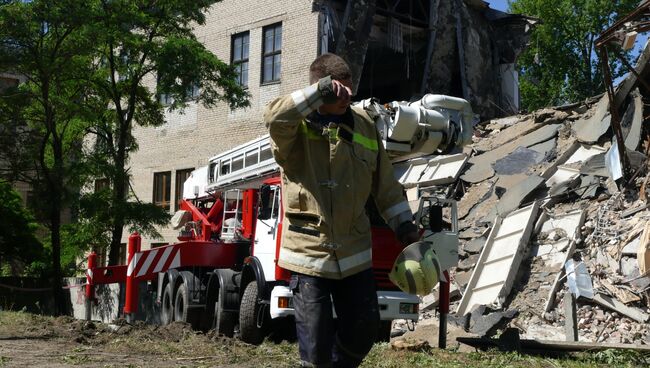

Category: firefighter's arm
[371, 138, 419, 246]
[263, 76, 342, 163]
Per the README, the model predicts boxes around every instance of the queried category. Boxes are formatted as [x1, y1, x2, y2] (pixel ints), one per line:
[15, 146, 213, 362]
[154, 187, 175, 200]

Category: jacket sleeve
[263, 76, 336, 165]
[371, 133, 413, 232]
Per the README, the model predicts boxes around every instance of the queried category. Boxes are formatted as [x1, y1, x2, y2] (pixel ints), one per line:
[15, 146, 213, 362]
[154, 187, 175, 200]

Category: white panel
[399, 154, 468, 188]
[456, 202, 539, 316]
[545, 166, 580, 188]
[564, 144, 606, 165]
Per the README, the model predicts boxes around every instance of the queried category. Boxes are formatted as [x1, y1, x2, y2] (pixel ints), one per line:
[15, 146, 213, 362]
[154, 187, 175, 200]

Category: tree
[0, 0, 96, 313]
[0, 180, 44, 276]
[509, 0, 639, 110]
[86, 0, 249, 265]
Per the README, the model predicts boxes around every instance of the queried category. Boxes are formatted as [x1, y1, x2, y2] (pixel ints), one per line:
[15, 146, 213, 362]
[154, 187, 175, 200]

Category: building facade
[122, 0, 532, 250]
[124, 1, 319, 248]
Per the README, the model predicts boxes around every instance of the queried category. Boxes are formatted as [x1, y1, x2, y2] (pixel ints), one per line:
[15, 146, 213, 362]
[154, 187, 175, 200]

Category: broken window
[262, 23, 282, 84]
[153, 171, 171, 211]
[231, 31, 249, 87]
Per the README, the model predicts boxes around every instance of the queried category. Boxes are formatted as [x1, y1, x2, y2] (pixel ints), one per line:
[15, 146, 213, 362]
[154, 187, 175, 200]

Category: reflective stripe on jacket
[264, 77, 412, 279]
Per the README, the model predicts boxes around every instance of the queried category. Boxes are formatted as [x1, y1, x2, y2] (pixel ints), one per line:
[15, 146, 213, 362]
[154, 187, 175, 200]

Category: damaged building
[396, 23, 650, 349]
[124, 0, 533, 248]
[320, 0, 535, 117]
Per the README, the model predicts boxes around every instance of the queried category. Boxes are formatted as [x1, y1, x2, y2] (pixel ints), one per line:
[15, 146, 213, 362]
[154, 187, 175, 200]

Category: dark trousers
[290, 268, 380, 368]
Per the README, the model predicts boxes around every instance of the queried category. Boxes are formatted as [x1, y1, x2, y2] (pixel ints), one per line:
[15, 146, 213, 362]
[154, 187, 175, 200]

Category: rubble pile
[417, 44, 650, 346]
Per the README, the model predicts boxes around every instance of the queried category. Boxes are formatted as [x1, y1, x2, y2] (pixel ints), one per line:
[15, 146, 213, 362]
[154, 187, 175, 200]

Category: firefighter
[264, 53, 419, 367]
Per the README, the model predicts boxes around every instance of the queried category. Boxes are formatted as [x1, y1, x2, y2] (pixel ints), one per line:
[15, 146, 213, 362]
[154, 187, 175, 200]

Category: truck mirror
[258, 184, 272, 220]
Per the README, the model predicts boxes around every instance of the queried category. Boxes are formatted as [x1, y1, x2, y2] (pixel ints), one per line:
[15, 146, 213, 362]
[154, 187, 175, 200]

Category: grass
[0, 356, 11, 367]
[1, 311, 650, 367]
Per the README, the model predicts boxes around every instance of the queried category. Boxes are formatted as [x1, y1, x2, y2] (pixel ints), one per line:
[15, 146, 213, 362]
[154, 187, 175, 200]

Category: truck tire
[214, 285, 236, 337]
[377, 320, 393, 342]
[238, 282, 266, 345]
[174, 282, 200, 329]
[160, 282, 174, 325]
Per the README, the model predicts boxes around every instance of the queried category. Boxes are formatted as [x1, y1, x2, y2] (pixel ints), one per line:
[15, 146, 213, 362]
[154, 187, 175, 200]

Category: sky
[488, 0, 510, 12]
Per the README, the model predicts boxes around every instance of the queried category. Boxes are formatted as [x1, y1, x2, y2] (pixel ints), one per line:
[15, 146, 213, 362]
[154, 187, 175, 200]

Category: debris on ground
[406, 39, 650, 348]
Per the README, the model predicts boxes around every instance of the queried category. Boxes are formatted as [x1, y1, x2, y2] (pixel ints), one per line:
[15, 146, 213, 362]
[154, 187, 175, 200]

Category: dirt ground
[0, 311, 299, 367]
[2, 311, 649, 367]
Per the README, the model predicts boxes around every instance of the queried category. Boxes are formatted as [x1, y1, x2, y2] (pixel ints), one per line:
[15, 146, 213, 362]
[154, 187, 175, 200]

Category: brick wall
[125, 1, 320, 247]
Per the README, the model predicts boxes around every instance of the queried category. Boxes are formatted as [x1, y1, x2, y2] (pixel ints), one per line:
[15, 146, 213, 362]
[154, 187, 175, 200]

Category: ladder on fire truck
[205, 134, 278, 192]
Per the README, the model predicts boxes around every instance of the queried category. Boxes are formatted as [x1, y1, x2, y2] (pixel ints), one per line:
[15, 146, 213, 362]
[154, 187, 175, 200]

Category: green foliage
[509, 0, 639, 110]
[0, 180, 44, 276]
[1, 0, 248, 271]
[84, 0, 249, 264]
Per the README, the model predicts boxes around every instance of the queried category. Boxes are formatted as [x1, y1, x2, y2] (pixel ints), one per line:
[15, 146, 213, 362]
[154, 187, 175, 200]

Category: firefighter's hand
[331, 79, 352, 105]
[396, 221, 420, 246]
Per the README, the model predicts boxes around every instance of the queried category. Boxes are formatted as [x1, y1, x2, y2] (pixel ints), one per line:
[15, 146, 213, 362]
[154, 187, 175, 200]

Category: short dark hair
[309, 53, 352, 84]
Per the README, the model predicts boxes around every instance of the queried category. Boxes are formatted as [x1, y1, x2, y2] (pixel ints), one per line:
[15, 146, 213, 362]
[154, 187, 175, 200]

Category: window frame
[231, 31, 250, 88]
[153, 171, 172, 211]
[174, 168, 194, 211]
[261, 22, 282, 85]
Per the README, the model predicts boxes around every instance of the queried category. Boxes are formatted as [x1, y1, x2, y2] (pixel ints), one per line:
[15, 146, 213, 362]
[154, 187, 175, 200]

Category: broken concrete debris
[414, 58, 650, 347]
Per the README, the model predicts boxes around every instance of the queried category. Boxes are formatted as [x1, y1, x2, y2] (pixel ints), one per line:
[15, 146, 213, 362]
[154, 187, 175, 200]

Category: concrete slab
[577, 175, 599, 199]
[464, 236, 487, 254]
[456, 202, 540, 316]
[462, 124, 561, 183]
[540, 209, 585, 241]
[529, 138, 557, 158]
[492, 175, 545, 218]
[458, 181, 493, 220]
[592, 293, 650, 323]
[572, 95, 611, 144]
[493, 146, 544, 175]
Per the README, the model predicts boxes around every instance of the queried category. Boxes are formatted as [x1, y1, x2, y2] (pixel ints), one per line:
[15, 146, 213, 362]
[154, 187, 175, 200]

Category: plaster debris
[414, 38, 650, 347]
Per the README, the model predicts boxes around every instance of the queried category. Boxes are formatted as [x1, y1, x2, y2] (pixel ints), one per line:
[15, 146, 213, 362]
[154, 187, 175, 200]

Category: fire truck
[85, 94, 474, 345]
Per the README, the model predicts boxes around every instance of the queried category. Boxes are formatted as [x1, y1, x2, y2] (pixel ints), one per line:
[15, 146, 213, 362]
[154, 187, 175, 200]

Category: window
[0, 76, 19, 91]
[94, 178, 110, 192]
[118, 243, 127, 265]
[231, 31, 249, 87]
[175, 168, 194, 211]
[153, 171, 171, 211]
[262, 23, 282, 83]
[157, 73, 172, 106]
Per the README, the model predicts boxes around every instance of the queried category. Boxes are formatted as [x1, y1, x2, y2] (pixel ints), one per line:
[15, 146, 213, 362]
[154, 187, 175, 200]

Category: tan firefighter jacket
[264, 76, 412, 279]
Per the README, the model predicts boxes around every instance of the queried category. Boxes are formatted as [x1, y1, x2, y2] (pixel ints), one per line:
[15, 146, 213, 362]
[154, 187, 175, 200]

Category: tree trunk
[50, 205, 66, 316]
[108, 121, 128, 265]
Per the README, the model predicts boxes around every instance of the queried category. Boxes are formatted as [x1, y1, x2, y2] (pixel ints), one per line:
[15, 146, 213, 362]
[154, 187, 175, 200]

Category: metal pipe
[85, 252, 97, 321]
[438, 271, 451, 349]
[124, 232, 141, 323]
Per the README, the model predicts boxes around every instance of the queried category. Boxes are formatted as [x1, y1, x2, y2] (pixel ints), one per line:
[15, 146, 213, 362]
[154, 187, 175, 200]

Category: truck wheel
[174, 282, 200, 329]
[214, 286, 236, 337]
[160, 282, 174, 325]
[377, 320, 392, 342]
[238, 282, 266, 345]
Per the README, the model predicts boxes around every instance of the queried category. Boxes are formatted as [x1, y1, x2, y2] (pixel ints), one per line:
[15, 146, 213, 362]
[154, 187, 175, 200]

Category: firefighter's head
[310, 53, 352, 115]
